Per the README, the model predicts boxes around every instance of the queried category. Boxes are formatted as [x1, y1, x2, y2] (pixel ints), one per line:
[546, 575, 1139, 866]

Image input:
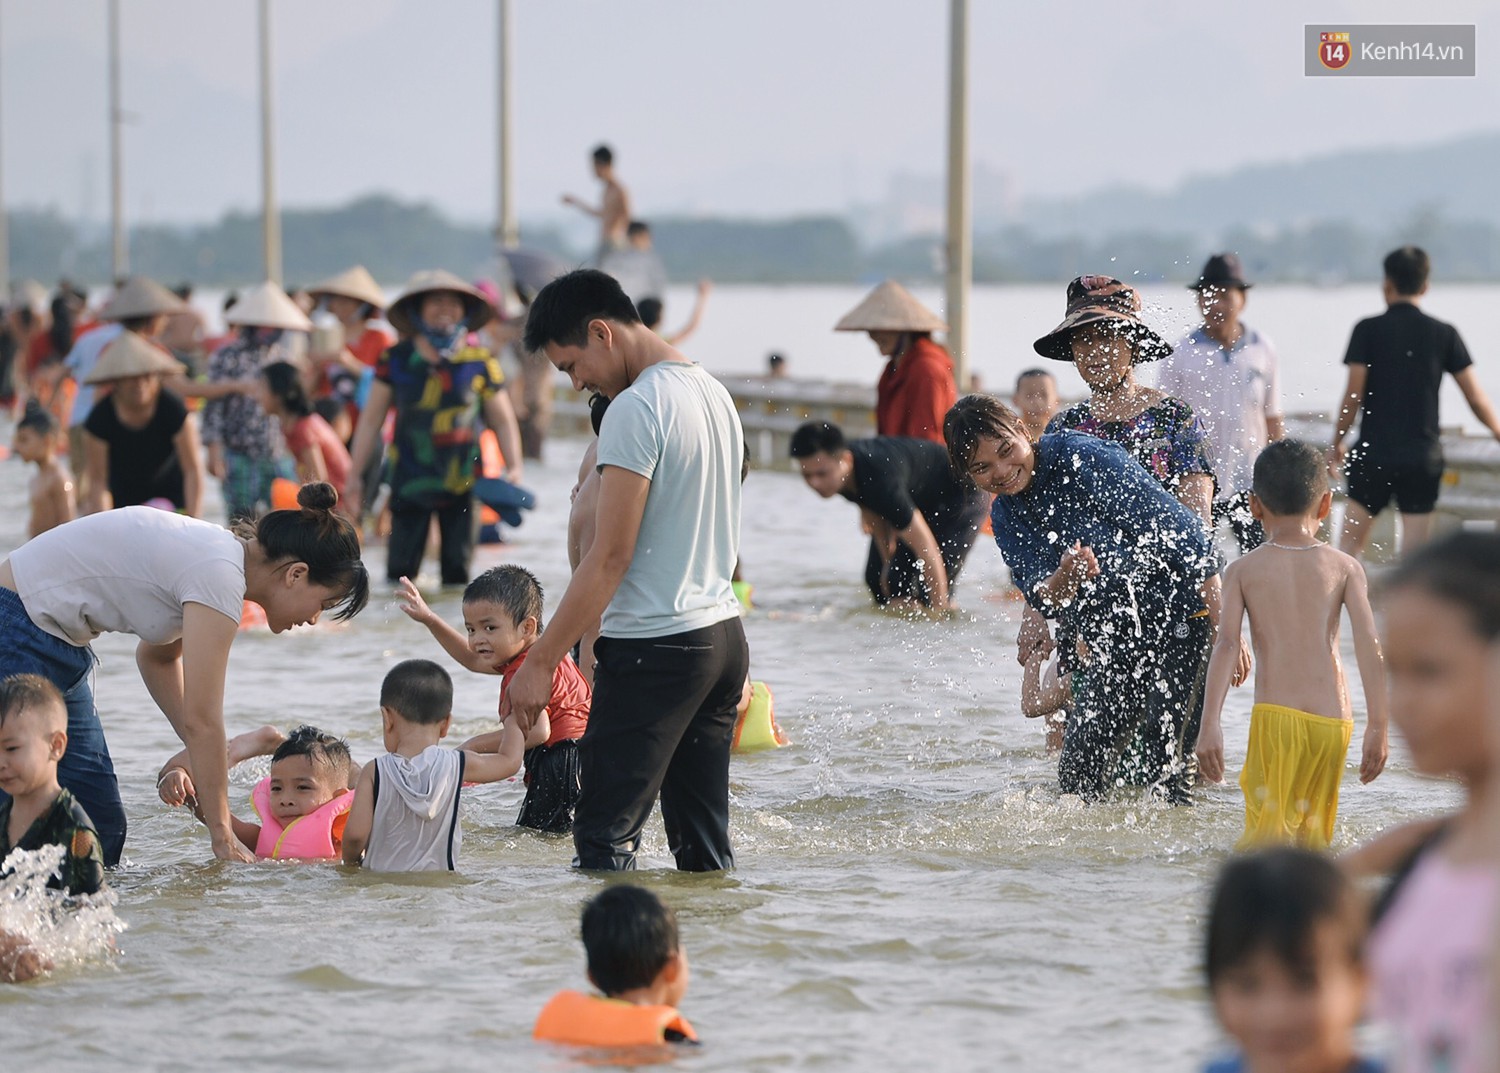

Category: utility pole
[944, 0, 971, 392]
[259, 0, 282, 283]
[496, 0, 518, 249]
[109, 0, 127, 278]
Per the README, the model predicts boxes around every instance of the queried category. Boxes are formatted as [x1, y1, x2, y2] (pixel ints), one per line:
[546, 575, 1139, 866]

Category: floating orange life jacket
[532, 990, 698, 1046]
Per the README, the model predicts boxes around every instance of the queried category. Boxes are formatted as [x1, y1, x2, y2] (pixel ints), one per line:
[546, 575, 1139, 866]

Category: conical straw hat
[83, 331, 187, 384]
[387, 269, 496, 337]
[834, 280, 947, 333]
[224, 281, 314, 332]
[101, 277, 188, 321]
[307, 265, 387, 311]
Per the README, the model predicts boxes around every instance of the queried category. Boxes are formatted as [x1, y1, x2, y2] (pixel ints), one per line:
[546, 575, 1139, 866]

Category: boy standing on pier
[1331, 245, 1500, 559]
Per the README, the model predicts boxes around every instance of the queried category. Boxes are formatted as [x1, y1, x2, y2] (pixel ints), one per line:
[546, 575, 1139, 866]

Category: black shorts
[516, 739, 581, 834]
[1346, 447, 1444, 516]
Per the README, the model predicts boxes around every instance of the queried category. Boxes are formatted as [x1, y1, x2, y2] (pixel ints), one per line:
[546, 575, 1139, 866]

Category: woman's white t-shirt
[9, 507, 247, 646]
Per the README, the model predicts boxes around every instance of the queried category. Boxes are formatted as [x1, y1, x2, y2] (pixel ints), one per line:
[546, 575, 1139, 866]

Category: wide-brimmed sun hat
[225, 281, 314, 332]
[100, 277, 188, 321]
[387, 270, 496, 337]
[307, 265, 387, 311]
[834, 280, 947, 334]
[1188, 252, 1253, 292]
[1032, 275, 1173, 363]
[83, 331, 186, 384]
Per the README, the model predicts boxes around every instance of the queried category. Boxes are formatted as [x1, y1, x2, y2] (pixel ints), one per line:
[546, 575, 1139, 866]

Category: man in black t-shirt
[1331, 246, 1500, 560]
[790, 420, 986, 611]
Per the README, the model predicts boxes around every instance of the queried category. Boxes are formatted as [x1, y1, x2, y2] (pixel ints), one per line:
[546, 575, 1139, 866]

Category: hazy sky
[4, 0, 1496, 229]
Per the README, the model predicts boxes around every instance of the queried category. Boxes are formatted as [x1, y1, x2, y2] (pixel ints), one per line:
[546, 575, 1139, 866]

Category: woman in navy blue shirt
[945, 394, 1222, 802]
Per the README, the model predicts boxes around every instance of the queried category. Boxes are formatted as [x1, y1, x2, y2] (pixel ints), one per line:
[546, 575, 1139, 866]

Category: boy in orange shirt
[397, 564, 588, 833]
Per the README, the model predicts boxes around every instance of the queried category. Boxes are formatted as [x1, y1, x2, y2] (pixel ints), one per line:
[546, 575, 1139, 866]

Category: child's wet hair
[233, 481, 369, 622]
[943, 394, 1031, 475]
[272, 725, 352, 783]
[379, 659, 453, 725]
[0, 674, 66, 733]
[1251, 439, 1327, 516]
[262, 361, 314, 419]
[1205, 847, 1366, 987]
[588, 392, 611, 436]
[17, 401, 58, 437]
[636, 297, 664, 331]
[1384, 530, 1500, 641]
[581, 885, 680, 997]
[463, 565, 544, 630]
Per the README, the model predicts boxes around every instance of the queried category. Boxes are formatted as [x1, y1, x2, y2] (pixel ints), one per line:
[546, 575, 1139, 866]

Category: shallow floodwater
[0, 419, 1462, 1071]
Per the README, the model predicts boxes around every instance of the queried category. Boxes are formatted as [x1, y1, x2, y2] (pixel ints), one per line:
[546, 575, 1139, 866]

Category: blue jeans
[0, 588, 126, 866]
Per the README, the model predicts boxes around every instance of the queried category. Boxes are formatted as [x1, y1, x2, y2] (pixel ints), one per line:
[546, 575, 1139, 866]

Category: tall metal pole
[108, 0, 127, 278]
[0, 2, 9, 298]
[259, 0, 282, 284]
[944, 0, 971, 392]
[496, 0, 518, 249]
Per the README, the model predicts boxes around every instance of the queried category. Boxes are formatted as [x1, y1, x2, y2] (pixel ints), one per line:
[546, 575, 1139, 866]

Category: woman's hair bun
[296, 481, 339, 513]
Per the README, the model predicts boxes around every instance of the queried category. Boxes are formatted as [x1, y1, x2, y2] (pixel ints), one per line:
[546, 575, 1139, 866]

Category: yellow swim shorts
[1237, 703, 1353, 851]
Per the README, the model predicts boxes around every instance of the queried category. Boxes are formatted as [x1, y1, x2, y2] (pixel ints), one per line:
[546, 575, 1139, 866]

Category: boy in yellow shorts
[1196, 440, 1389, 848]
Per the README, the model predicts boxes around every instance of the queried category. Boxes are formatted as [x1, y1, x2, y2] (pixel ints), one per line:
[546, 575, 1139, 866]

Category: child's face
[0, 707, 66, 798]
[265, 754, 343, 823]
[463, 601, 537, 670]
[1212, 925, 1365, 1073]
[1013, 375, 1058, 420]
[1382, 587, 1492, 782]
[11, 427, 52, 464]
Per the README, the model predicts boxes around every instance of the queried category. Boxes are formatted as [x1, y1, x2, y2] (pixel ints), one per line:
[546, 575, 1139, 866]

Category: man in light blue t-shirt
[509, 269, 748, 872]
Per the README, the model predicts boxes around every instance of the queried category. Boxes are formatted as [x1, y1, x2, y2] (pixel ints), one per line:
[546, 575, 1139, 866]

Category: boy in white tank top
[342, 659, 527, 872]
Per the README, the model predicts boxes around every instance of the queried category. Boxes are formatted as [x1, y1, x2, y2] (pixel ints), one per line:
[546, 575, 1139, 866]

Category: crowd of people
[0, 233, 1498, 1069]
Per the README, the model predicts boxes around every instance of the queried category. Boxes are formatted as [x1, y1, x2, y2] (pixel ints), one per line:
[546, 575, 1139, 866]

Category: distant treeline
[7, 195, 1500, 289]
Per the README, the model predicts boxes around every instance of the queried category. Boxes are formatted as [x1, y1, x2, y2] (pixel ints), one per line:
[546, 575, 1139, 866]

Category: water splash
[0, 845, 126, 981]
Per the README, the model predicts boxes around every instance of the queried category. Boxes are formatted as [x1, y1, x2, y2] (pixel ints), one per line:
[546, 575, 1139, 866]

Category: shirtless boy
[1196, 439, 1388, 848]
[11, 404, 75, 539]
[562, 145, 632, 259]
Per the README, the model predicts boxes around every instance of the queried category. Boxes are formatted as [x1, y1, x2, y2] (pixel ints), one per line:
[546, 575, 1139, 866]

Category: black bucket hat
[1032, 275, 1173, 364]
[1188, 253, 1253, 291]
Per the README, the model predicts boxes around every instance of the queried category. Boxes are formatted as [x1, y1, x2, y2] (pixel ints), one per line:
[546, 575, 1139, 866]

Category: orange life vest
[532, 990, 698, 1047]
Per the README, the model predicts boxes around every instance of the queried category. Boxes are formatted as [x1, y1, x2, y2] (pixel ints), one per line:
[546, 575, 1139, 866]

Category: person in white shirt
[509, 269, 747, 872]
[1159, 254, 1284, 550]
[0, 481, 369, 865]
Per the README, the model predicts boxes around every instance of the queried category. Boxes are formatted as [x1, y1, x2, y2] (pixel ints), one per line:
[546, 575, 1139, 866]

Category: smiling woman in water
[945, 393, 1221, 803]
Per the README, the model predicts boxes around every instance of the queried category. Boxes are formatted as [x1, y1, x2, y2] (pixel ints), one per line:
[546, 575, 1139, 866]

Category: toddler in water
[1362, 532, 1499, 1072]
[534, 884, 698, 1047]
[158, 725, 358, 861]
[341, 659, 524, 872]
[1203, 847, 1379, 1073]
[0, 675, 106, 983]
[1197, 440, 1388, 848]
[398, 565, 587, 833]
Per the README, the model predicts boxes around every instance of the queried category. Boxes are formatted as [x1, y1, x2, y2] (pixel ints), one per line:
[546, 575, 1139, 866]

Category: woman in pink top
[259, 361, 352, 498]
[1366, 531, 1499, 1073]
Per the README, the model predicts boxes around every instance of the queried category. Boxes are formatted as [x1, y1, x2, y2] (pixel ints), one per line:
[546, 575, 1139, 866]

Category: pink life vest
[250, 777, 355, 860]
